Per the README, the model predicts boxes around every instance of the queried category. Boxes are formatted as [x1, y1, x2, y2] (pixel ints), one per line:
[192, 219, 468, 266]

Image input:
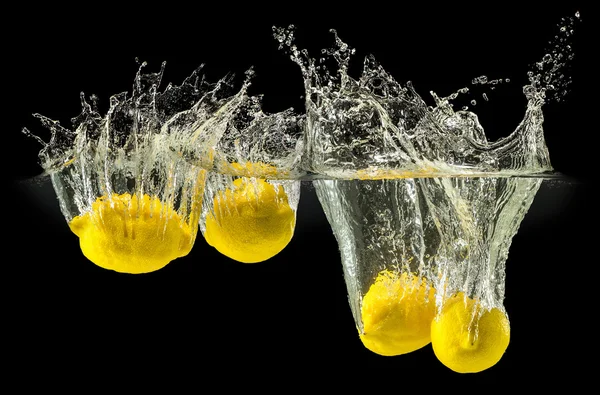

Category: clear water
[315, 176, 541, 330]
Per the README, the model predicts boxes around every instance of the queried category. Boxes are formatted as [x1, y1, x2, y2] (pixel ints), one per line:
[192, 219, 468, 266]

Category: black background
[6, 3, 594, 385]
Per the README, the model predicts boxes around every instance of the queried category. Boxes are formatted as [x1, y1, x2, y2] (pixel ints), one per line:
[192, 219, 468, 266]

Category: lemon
[225, 161, 285, 179]
[204, 177, 296, 263]
[359, 270, 436, 356]
[431, 292, 510, 373]
[69, 193, 195, 274]
[356, 166, 439, 180]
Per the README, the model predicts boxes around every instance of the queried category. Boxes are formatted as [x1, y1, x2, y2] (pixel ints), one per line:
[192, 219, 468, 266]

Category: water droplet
[471, 75, 488, 85]
[575, 11, 580, 18]
[470, 100, 477, 106]
[523, 85, 533, 94]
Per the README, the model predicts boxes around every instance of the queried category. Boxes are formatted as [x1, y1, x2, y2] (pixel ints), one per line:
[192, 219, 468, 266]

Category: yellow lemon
[69, 193, 195, 274]
[431, 292, 510, 373]
[359, 270, 436, 356]
[226, 161, 285, 179]
[356, 166, 439, 180]
[204, 177, 296, 263]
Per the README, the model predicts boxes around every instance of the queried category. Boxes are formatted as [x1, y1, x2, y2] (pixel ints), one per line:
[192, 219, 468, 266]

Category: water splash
[273, 20, 585, 179]
[294, 13, 580, 369]
[159, 66, 306, 263]
[164, 67, 306, 180]
[22, 61, 211, 224]
[526, 11, 581, 103]
[21, 61, 214, 273]
[23, 61, 308, 269]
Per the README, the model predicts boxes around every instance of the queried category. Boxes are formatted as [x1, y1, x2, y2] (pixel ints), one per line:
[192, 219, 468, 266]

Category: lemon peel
[219, 161, 288, 179]
[204, 177, 295, 263]
[359, 270, 436, 356]
[356, 166, 439, 180]
[431, 292, 510, 373]
[69, 193, 195, 274]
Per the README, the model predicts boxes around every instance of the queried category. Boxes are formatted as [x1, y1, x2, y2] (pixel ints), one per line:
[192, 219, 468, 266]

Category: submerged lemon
[226, 161, 285, 179]
[204, 177, 296, 263]
[69, 193, 194, 274]
[431, 292, 510, 373]
[359, 270, 436, 356]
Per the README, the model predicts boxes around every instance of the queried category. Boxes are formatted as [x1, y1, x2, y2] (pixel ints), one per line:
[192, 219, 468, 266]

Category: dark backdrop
[6, 3, 593, 385]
